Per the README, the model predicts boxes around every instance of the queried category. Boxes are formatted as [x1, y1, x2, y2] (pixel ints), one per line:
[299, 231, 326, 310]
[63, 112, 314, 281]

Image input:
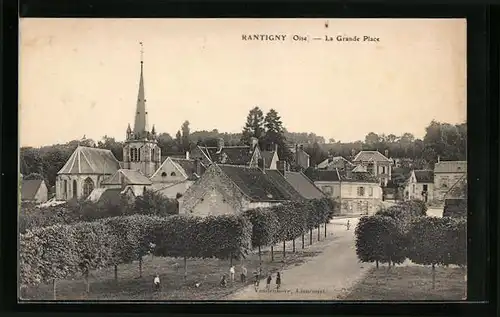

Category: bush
[355, 215, 406, 267]
[443, 217, 467, 266]
[19, 230, 43, 288]
[133, 189, 179, 216]
[443, 199, 467, 218]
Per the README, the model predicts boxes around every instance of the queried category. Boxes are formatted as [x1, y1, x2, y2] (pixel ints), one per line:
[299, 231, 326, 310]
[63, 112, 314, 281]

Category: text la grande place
[240, 34, 380, 42]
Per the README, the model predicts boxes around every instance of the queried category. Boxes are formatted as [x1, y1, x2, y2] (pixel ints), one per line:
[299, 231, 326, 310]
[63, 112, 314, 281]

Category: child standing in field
[220, 274, 227, 287]
[153, 274, 161, 291]
[276, 272, 281, 289]
[266, 274, 272, 290]
[346, 220, 350, 231]
[229, 265, 235, 282]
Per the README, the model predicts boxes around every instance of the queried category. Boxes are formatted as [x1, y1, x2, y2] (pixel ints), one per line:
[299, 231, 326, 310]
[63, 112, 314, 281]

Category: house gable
[150, 157, 188, 183]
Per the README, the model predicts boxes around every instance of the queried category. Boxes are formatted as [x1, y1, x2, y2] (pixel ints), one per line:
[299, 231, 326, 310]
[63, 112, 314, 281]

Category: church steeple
[133, 42, 148, 138]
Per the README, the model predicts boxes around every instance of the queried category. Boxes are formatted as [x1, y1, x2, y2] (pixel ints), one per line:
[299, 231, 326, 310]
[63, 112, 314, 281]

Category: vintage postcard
[19, 18, 467, 301]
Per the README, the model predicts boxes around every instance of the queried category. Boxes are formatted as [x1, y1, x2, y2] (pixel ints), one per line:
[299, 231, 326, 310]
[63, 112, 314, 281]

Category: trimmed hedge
[243, 208, 279, 251]
[355, 215, 406, 267]
[19, 213, 253, 289]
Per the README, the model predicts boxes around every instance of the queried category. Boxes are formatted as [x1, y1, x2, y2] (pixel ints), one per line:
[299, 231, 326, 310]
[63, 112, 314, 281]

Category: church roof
[101, 169, 152, 185]
[434, 161, 467, 173]
[57, 146, 121, 175]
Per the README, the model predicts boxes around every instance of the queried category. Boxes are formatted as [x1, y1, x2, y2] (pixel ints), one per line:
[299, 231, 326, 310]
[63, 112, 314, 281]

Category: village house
[433, 160, 467, 202]
[352, 150, 393, 187]
[404, 170, 434, 202]
[178, 162, 303, 217]
[317, 156, 354, 171]
[304, 168, 382, 215]
[21, 179, 49, 204]
[148, 154, 206, 199]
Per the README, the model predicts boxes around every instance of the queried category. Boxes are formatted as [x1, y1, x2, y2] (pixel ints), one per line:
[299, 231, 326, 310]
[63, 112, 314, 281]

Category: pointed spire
[127, 123, 132, 133]
[151, 124, 156, 135]
[133, 41, 148, 138]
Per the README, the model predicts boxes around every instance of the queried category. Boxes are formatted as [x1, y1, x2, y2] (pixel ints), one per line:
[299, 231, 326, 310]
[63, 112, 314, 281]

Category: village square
[19, 19, 467, 301]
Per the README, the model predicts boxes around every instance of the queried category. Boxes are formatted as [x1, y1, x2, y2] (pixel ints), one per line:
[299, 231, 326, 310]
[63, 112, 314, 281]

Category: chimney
[259, 158, 266, 173]
[186, 151, 190, 160]
[251, 137, 259, 149]
[437, 155, 440, 163]
[274, 143, 278, 152]
[384, 149, 389, 158]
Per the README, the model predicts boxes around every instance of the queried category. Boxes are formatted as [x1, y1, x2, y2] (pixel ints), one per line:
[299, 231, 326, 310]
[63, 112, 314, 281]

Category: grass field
[21, 230, 335, 301]
[341, 265, 466, 301]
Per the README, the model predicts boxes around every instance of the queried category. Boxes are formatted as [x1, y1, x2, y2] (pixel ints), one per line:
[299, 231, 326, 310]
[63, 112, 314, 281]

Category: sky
[19, 18, 466, 148]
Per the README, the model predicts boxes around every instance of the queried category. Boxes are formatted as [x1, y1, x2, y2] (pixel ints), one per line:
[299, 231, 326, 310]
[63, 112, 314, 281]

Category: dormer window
[161, 172, 167, 177]
[171, 172, 176, 176]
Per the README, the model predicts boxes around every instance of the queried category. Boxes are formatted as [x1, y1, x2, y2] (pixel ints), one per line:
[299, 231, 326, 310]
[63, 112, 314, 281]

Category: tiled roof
[304, 168, 341, 182]
[21, 179, 44, 200]
[414, 170, 434, 183]
[340, 171, 379, 183]
[218, 165, 296, 202]
[353, 151, 392, 163]
[265, 170, 304, 201]
[284, 171, 326, 199]
[260, 151, 276, 168]
[171, 158, 205, 180]
[101, 169, 152, 185]
[434, 161, 467, 173]
[58, 146, 121, 175]
[317, 156, 354, 169]
[198, 146, 255, 166]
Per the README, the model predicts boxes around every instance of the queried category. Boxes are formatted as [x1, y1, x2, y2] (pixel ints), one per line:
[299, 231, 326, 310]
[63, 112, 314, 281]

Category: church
[55, 47, 199, 202]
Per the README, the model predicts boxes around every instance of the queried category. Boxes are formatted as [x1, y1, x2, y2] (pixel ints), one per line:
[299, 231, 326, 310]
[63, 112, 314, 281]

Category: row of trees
[20, 198, 336, 298]
[355, 200, 466, 288]
[19, 189, 179, 234]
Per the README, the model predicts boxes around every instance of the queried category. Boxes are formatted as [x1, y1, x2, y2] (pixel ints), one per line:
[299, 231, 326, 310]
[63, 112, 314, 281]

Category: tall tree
[262, 109, 292, 161]
[175, 130, 182, 150]
[97, 135, 123, 161]
[240, 107, 265, 145]
[364, 132, 380, 147]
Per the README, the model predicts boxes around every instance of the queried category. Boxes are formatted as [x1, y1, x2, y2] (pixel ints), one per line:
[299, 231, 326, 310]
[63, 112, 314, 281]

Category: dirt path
[226, 217, 373, 300]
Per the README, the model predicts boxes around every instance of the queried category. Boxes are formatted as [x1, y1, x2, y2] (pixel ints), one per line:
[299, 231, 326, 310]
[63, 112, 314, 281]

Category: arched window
[138, 148, 141, 161]
[130, 148, 134, 162]
[161, 172, 167, 177]
[72, 180, 78, 198]
[171, 172, 176, 176]
[152, 149, 155, 162]
[83, 177, 95, 198]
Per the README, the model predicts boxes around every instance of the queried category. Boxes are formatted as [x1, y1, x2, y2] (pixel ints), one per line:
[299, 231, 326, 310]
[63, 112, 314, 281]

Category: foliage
[102, 216, 142, 265]
[29, 224, 80, 284]
[72, 221, 113, 275]
[375, 200, 426, 232]
[272, 202, 308, 242]
[133, 189, 179, 217]
[19, 230, 43, 287]
[23, 172, 45, 180]
[241, 106, 265, 146]
[243, 207, 280, 249]
[408, 217, 466, 267]
[355, 215, 406, 266]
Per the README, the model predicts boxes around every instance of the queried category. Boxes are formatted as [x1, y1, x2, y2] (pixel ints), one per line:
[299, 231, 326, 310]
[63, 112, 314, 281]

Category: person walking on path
[240, 265, 247, 283]
[266, 274, 272, 290]
[253, 271, 260, 291]
[346, 220, 351, 231]
[229, 266, 235, 282]
[276, 272, 282, 290]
